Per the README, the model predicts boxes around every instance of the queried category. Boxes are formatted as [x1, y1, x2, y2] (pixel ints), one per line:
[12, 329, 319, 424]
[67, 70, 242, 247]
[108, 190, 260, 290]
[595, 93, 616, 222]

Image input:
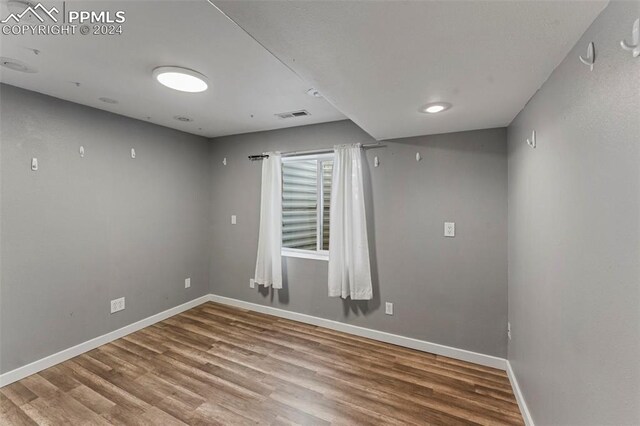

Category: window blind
[282, 158, 332, 251]
[282, 160, 318, 250]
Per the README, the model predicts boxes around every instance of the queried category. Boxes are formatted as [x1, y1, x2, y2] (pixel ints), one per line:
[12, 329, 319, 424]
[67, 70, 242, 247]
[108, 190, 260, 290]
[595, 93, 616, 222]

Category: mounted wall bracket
[527, 130, 536, 149]
[620, 18, 640, 58]
[579, 42, 595, 71]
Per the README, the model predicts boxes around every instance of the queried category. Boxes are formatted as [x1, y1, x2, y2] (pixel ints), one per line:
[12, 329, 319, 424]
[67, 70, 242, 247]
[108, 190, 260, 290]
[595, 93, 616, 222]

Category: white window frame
[281, 153, 333, 261]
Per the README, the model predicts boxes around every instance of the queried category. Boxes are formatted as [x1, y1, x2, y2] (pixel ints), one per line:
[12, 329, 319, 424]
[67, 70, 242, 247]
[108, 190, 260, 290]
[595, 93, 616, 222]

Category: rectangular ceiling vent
[275, 110, 311, 119]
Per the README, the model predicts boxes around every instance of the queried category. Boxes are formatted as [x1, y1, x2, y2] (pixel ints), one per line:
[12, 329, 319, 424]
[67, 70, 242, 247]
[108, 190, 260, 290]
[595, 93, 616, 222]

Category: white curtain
[254, 152, 283, 289]
[328, 144, 373, 300]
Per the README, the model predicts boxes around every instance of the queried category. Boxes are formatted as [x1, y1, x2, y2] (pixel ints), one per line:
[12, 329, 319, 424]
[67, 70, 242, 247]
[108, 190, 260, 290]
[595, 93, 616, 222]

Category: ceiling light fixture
[419, 102, 452, 114]
[99, 97, 118, 104]
[0, 57, 37, 73]
[153, 66, 208, 93]
[173, 115, 193, 122]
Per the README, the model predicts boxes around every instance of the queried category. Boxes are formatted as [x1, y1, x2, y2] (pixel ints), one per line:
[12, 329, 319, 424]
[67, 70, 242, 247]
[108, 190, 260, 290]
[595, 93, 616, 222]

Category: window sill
[282, 249, 329, 261]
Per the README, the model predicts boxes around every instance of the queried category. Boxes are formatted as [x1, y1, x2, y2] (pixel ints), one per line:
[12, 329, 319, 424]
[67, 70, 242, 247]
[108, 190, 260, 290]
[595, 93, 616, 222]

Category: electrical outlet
[507, 322, 512, 340]
[110, 297, 125, 314]
[444, 222, 455, 237]
[185, 278, 191, 289]
[385, 302, 393, 315]
[249, 278, 255, 288]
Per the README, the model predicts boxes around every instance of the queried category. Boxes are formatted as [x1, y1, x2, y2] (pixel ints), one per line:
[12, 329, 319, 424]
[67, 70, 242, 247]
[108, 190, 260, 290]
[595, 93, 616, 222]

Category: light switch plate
[185, 278, 191, 288]
[31, 158, 38, 171]
[249, 278, 255, 288]
[385, 302, 393, 315]
[444, 222, 455, 237]
[231, 215, 237, 225]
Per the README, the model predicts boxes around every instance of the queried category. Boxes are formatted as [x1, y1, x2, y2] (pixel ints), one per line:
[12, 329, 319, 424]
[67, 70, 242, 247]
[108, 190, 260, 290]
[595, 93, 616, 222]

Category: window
[282, 153, 333, 260]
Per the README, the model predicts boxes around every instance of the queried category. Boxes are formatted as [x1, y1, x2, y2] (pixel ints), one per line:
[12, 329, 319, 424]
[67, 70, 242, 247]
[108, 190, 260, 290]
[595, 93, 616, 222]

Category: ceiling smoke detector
[173, 115, 193, 122]
[0, 57, 37, 73]
[153, 66, 208, 93]
[306, 88, 322, 98]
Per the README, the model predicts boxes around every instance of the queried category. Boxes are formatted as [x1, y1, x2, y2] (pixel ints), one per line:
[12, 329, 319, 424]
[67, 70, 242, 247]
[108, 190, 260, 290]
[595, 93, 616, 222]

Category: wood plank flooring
[1, 302, 524, 425]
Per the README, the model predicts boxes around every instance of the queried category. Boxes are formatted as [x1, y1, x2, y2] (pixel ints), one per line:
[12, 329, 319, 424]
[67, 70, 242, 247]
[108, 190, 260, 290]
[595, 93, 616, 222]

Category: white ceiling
[0, 0, 346, 138]
[215, 0, 608, 141]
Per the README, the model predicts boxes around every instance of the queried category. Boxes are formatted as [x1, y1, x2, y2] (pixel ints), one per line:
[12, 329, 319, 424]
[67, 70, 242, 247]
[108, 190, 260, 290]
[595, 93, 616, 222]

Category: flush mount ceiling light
[419, 102, 452, 114]
[0, 57, 37, 73]
[152, 66, 208, 93]
[173, 115, 193, 122]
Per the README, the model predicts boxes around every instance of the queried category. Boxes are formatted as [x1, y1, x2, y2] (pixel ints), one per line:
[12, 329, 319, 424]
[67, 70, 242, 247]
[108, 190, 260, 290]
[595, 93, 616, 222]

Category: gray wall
[209, 121, 508, 357]
[507, 1, 640, 424]
[0, 84, 212, 373]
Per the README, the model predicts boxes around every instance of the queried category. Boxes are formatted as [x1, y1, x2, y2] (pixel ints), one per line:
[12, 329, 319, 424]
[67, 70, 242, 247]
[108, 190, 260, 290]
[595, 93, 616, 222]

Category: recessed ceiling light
[153, 66, 208, 93]
[173, 115, 193, 122]
[419, 102, 452, 114]
[99, 97, 118, 104]
[0, 57, 37, 73]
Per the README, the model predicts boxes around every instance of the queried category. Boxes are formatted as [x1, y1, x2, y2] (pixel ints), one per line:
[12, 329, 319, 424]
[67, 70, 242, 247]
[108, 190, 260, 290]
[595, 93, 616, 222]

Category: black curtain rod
[248, 143, 384, 161]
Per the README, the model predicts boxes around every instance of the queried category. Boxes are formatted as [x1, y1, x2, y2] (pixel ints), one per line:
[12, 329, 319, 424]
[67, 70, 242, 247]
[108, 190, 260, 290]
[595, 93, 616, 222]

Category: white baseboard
[507, 361, 535, 426]
[1, 293, 509, 391]
[208, 294, 507, 370]
[0, 295, 211, 387]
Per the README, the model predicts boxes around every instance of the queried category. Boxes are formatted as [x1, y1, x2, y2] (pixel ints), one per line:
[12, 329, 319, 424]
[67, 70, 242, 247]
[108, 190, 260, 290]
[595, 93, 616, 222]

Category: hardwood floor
[1, 302, 523, 425]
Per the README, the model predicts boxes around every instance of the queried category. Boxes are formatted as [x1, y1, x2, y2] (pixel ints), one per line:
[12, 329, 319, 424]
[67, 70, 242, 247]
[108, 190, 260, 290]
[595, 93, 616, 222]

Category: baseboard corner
[506, 360, 535, 426]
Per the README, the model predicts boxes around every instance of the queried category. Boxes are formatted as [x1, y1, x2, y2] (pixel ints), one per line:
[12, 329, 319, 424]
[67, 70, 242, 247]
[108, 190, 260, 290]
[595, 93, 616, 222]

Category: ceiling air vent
[275, 110, 311, 119]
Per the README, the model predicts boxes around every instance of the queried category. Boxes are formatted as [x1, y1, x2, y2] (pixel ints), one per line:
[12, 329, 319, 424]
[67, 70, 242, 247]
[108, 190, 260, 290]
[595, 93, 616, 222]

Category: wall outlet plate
[385, 302, 393, 315]
[185, 278, 191, 288]
[231, 215, 237, 225]
[249, 278, 255, 288]
[31, 158, 38, 171]
[444, 222, 455, 237]
[110, 297, 125, 314]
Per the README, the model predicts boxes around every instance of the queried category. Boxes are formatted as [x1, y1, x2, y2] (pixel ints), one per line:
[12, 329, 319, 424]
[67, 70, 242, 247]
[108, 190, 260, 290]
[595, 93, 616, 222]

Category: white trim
[208, 294, 507, 370]
[281, 248, 329, 261]
[0, 295, 211, 387]
[507, 361, 535, 425]
[1, 292, 514, 398]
